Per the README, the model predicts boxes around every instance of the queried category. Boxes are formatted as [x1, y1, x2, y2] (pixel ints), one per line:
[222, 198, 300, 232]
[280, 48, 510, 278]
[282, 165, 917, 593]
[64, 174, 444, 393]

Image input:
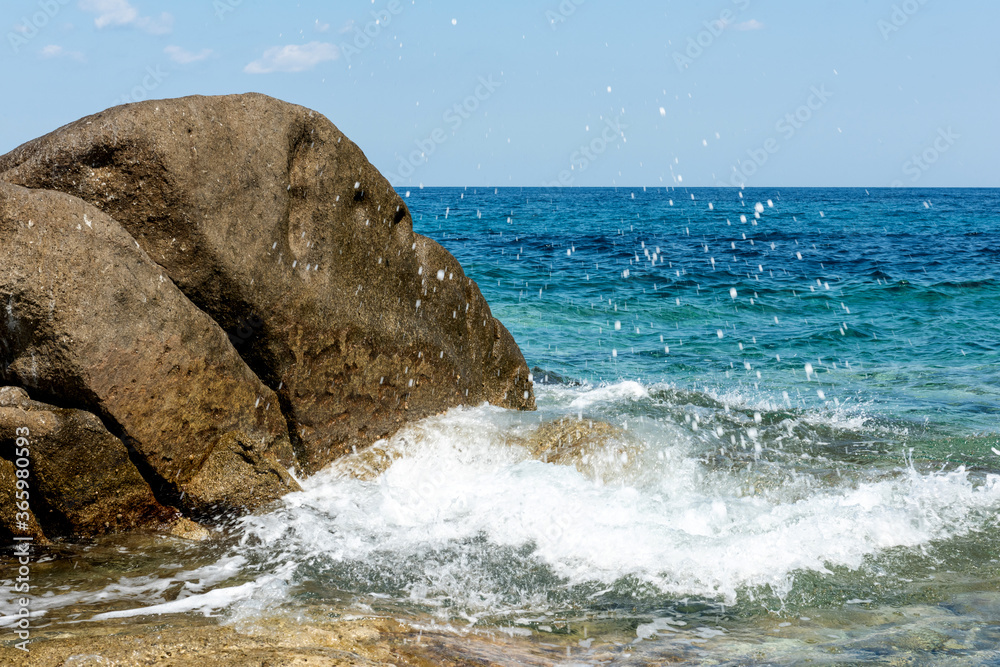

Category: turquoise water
[5, 187, 1000, 665]
[411, 187, 1000, 447]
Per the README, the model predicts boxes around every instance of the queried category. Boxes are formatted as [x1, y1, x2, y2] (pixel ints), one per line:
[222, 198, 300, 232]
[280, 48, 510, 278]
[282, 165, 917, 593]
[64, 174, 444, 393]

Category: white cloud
[78, 0, 172, 34]
[134, 13, 173, 35]
[314, 19, 330, 33]
[735, 19, 764, 31]
[165, 45, 213, 64]
[79, 0, 136, 28]
[244, 42, 339, 74]
[40, 44, 85, 61]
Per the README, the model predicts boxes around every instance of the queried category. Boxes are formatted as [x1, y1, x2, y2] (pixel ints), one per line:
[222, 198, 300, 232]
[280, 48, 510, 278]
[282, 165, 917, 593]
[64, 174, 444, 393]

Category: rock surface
[0, 93, 534, 475]
[0, 456, 46, 543]
[327, 415, 638, 485]
[0, 614, 583, 667]
[0, 182, 299, 522]
[0, 386, 177, 538]
[521, 417, 641, 480]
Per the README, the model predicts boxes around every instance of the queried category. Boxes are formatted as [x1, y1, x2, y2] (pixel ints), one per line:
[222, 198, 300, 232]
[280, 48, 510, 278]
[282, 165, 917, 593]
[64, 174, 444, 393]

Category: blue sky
[2, 0, 997, 187]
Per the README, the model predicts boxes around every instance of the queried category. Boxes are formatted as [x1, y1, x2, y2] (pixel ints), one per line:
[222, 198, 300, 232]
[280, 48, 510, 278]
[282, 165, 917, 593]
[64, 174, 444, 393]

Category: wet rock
[0, 386, 179, 539]
[0, 616, 408, 667]
[524, 417, 641, 479]
[529, 366, 580, 386]
[168, 517, 212, 542]
[0, 93, 535, 475]
[325, 438, 407, 482]
[332, 416, 641, 484]
[0, 613, 580, 667]
[0, 183, 299, 520]
[182, 431, 298, 518]
[0, 456, 46, 544]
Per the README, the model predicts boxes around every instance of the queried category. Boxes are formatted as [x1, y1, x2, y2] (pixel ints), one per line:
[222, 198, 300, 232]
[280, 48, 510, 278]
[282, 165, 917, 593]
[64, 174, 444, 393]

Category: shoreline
[0, 611, 601, 666]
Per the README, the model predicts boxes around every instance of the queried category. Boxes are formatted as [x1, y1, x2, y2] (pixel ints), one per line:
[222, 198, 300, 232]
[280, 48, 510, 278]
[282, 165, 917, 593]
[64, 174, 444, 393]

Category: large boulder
[0, 182, 299, 519]
[0, 93, 535, 474]
[0, 386, 178, 538]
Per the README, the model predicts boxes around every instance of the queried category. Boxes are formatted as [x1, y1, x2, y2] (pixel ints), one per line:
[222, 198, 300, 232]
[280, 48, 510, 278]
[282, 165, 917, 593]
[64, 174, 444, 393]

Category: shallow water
[3, 187, 1000, 664]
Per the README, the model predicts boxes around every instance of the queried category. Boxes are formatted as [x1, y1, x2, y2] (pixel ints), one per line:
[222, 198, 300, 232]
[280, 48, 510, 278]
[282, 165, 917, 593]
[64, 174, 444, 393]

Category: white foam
[565, 381, 650, 409]
[0, 555, 250, 623]
[706, 385, 876, 432]
[15, 385, 1000, 621]
[92, 580, 260, 620]
[89, 561, 295, 621]
[0, 607, 46, 628]
[229, 401, 1000, 611]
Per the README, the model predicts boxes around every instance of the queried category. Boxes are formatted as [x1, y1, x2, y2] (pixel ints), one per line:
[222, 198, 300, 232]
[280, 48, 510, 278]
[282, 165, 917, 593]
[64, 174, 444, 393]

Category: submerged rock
[330, 416, 641, 485]
[529, 366, 581, 386]
[523, 417, 642, 480]
[0, 93, 535, 476]
[0, 613, 584, 667]
[0, 183, 299, 525]
[168, 517, 213, 541]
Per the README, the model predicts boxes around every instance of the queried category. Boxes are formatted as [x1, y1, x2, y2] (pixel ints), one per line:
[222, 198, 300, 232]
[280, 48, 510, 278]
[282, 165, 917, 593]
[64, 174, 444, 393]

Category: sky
[2, 0, 997, 187]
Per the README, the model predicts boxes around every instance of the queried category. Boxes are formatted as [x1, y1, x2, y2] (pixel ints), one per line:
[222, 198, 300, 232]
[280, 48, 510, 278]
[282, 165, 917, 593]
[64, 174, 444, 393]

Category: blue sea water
[7, 188, 1000, 665]
[411, 186, 1000, 447]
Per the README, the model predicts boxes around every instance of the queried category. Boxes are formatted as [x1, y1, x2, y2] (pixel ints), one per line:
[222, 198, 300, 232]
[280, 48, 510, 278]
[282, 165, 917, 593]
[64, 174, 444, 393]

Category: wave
[10, 381, 999, 626]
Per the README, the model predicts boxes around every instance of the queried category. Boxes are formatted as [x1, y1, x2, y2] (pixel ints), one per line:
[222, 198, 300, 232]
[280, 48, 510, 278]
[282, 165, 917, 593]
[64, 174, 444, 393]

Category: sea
[4, 187, 1000, 665]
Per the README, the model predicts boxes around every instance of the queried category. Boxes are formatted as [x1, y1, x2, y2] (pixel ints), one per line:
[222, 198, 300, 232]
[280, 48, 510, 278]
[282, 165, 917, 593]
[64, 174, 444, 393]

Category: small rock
[168, 517, 212, 542]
